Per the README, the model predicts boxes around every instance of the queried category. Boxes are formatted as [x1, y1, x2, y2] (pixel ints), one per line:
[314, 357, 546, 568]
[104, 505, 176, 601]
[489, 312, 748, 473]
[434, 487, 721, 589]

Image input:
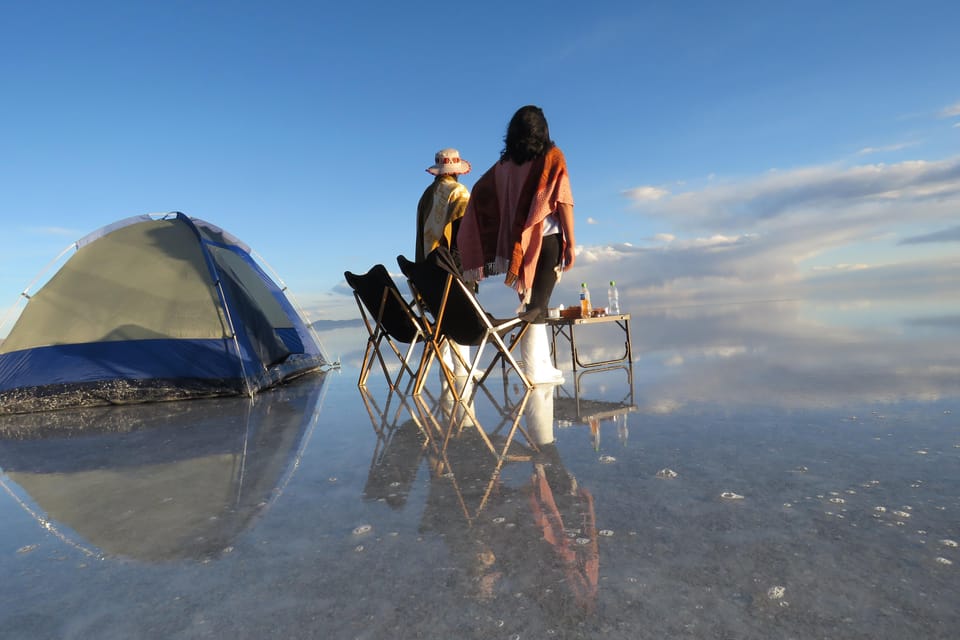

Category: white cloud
[939, 100, 960, 118]
[683, 234, 746, 248]
[626, 156, 960, 232]
[857, 142, 915, 155]
[586, 217, 599, 224]
[624, 185, 669, 201]
[810, 263, 870, 273]
[701, 345, 747, 358]
[532, 230, 948, 333]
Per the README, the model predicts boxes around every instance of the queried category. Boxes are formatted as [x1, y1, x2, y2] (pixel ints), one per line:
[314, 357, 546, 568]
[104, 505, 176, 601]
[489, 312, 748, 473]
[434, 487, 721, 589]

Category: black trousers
[521, 233, 562, 324]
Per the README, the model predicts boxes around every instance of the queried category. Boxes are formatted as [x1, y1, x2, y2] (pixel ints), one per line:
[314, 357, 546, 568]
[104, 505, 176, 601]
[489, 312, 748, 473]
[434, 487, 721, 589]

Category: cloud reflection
[627, 299, 960, 413]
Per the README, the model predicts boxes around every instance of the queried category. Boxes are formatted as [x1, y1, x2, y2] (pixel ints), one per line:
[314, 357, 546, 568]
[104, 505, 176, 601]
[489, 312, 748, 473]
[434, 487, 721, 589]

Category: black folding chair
[344, 264, 430, 391]
[396, 248, 532, 400]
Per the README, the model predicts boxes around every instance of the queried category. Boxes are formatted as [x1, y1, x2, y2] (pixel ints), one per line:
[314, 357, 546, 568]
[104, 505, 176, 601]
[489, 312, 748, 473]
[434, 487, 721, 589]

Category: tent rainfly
[0, 213, 331, 414]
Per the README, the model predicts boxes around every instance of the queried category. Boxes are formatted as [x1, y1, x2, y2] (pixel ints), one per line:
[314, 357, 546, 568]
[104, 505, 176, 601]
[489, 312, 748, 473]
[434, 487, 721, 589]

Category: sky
[1, 0, 958, 337]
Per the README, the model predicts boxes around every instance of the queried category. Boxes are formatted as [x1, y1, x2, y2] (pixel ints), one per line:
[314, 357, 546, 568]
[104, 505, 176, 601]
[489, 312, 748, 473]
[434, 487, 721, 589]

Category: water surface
[1, 298, 958, 639]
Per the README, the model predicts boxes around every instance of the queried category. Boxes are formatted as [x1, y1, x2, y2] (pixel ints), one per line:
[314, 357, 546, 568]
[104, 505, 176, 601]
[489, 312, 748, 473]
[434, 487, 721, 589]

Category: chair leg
[487, 326, 533, 390]
[357, 338, 376, 387]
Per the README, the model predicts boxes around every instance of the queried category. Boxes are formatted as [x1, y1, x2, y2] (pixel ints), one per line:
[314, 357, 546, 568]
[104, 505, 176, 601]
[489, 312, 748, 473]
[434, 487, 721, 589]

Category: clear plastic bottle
[607, 280, 620, 315]
[579, 282, 592, 317]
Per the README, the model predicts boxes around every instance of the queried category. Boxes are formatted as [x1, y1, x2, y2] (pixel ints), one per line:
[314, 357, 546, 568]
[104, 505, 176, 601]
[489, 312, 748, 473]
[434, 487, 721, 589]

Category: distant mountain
[310, 318, 363, 331]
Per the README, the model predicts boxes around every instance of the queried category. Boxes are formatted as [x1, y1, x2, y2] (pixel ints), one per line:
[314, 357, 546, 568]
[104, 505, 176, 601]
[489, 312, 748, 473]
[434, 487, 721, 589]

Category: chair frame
[396, 252, 532, 402]
[345, 265, 431, 392]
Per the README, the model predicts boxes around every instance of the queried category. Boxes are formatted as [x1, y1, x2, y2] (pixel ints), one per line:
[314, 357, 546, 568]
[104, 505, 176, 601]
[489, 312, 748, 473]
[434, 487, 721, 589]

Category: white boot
[439, 342, 455, 379]
[525, 384, 556, 445]
[438, 377, 456, 420]
[531, 323, 563, 381]
[537, 324, 564, 380]
[521, 324, 564, 385]
[450, 341, 472, 378]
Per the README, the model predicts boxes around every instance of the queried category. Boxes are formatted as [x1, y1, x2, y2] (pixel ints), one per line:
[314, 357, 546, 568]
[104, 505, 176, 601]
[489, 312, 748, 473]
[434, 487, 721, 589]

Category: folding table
[546, 313, 633, 372]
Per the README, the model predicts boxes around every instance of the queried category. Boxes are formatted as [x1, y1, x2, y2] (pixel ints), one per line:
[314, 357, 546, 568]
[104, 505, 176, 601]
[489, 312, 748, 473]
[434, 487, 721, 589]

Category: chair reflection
[0, 373, 328, 562]
[360, 380, 599, 614]
[359, 387, 431, 509]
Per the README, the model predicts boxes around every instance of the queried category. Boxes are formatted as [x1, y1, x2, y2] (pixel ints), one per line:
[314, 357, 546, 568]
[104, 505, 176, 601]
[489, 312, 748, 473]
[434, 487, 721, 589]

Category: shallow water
[1, 298, 958, 639]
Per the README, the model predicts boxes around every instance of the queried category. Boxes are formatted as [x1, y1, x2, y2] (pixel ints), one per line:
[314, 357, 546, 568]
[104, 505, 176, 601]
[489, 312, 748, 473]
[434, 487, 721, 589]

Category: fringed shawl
[415, 175, 470, 263]
[457, 146, 570, 300]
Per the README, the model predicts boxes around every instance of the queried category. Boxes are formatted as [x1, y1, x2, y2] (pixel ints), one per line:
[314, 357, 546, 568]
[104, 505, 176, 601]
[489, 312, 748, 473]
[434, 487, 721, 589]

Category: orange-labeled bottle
[579, 282, 591, 317]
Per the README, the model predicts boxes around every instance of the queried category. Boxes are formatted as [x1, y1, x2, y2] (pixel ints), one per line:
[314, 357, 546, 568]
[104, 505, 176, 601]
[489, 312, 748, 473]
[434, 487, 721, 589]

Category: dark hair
[500, 105, 555, 164]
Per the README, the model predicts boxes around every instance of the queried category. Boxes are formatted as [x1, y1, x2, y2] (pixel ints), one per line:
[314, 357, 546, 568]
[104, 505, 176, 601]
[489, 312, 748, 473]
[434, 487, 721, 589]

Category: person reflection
[419, 383, 599, 616]
[525, 385, 599, 615]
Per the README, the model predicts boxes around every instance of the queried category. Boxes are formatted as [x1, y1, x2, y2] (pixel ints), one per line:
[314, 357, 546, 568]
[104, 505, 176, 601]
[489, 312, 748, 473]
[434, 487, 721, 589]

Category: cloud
[600, 239, 954, 308]
[624, 185, 669, 201]
[939, 100, 960, 118]
[810, 263, 870, 272]
[586, 217, 599, 224]
[626, 156, 960, 231]
[857, 142, 915, 155]
[899, 225, 960, 244]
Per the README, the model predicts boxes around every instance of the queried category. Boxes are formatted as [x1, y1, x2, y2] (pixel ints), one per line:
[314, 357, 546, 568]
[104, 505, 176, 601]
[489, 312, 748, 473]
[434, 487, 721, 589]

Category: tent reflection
[0, 373, 327, 562]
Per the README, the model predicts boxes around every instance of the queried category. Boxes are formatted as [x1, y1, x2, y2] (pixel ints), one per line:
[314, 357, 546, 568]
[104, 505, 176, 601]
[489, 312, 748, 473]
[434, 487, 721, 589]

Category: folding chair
[344, 264, 430, 391]
[396, 248, 532, 399]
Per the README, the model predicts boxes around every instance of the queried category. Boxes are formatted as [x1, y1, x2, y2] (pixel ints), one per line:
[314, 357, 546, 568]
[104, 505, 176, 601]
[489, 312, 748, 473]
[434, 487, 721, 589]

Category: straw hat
[426, 148, 471, 176]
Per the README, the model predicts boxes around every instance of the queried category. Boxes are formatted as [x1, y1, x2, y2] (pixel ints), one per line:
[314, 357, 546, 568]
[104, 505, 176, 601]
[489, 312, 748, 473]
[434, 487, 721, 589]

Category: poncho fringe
[457, 147, 568, 300]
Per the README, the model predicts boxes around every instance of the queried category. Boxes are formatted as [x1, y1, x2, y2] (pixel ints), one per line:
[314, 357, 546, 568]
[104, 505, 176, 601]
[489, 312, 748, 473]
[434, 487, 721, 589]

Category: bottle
[579, 282, 591, 317]
[607, 280, 620, 315]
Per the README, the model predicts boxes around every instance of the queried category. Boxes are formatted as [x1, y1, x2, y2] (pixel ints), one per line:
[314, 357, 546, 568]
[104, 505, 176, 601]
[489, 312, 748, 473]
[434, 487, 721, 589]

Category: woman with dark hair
[457, 105, 576, 384]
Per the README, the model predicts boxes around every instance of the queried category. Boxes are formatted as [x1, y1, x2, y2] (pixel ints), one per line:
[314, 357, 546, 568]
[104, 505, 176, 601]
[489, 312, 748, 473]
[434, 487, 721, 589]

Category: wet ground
[1, 298, 958, 639]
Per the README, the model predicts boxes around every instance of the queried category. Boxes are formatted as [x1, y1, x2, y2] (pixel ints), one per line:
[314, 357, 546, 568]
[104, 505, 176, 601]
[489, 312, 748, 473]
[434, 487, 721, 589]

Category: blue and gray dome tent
[0, 212, 334, 414]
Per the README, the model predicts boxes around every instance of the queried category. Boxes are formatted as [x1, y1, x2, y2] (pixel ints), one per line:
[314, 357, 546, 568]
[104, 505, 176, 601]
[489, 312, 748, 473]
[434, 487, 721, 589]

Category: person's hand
[563, 245, 576, 271]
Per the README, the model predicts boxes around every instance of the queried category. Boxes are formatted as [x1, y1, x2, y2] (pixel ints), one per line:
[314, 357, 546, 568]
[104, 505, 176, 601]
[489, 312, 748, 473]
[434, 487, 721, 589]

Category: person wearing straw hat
[416, 148, 472, 264]
[416, 147, 473, 377]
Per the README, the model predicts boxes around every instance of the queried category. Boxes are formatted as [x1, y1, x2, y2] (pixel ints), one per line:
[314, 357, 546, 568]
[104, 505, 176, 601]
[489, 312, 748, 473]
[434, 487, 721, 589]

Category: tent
[0, 213, 333, 414]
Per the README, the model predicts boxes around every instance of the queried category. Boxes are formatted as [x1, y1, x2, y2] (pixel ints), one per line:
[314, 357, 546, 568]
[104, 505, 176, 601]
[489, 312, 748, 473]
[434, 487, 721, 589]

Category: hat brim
[426, 159, 471, 176]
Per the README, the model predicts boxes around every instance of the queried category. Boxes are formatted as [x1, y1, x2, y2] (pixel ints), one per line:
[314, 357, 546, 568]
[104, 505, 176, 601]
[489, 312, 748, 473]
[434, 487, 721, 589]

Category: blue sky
[1, 1, 958, 335]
